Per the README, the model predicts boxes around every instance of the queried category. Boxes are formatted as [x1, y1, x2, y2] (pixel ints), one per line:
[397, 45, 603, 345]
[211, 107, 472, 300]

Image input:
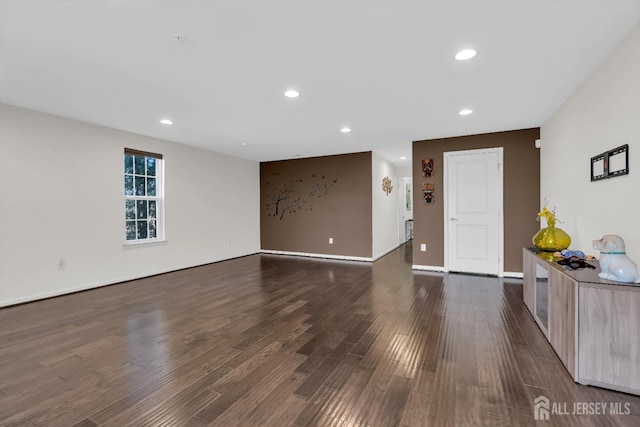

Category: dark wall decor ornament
[422, 182, 435, 203]
[591, 144, 629, 182]
[420, 157, 435, 204]
[422, 158, 434, 178]
[382, 176, 393, 195]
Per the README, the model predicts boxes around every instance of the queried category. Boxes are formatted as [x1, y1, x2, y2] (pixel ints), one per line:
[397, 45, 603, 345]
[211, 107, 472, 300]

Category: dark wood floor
[1, 243, 639, 426]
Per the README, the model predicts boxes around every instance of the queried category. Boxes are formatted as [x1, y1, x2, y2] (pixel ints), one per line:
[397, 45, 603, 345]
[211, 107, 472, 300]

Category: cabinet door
[534, 263, 550, 336]
[522, 249, 535, 313]
[548, 268, 577, 379]
[579, 285, 640, 393]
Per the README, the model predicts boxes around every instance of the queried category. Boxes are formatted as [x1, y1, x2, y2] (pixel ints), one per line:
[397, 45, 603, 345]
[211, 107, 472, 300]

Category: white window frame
[124, 148, 165, 245]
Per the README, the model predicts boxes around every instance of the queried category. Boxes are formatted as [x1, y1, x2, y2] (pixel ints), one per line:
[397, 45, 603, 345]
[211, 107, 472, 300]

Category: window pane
[146, 157, 156, 176]
[124, 175, 134, 195]
[126, 199, 136, 219]
[147, 178, 156, 196]
[135, 176, 146, 196]
[135, 156, 145, 175]
[137, 200, 147, 219]
[137, 221, 148, 239]
[125, 154, 134, 174]
[124, 152, 162, 242]
[126, 221, 136, 240]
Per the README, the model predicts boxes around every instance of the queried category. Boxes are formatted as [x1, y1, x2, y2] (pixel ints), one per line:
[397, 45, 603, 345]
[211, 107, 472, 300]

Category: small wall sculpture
[422, 182, 435, 203]
[422, 158, 434, 178]
[382, 177, 393, 196]
[420, 158, 435, 204]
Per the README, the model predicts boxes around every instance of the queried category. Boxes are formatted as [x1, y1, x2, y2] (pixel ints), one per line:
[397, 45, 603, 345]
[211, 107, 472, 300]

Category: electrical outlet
[329, 237, 334, 244]
[420, 244, 426, 252]
[57, 257, 65, 271]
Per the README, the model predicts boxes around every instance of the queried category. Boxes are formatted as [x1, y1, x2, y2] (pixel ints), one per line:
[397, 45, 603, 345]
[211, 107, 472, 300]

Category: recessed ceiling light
[240, 142, 248, 146]
[459, 109, 473, 116]
[400, 156, 407, 160]
[160, 119, 173, 125]
[455, 49, 476, 61]
[340, 127, 351, 133]
[284, 90, 300, 98]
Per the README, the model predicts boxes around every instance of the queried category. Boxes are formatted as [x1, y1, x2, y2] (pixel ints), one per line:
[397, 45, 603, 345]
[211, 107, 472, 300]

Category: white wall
[0, 105, 260, 306]
[395, 164, 412, 177]
[372, 152, 400, 260]
[541, 24, 640, 261]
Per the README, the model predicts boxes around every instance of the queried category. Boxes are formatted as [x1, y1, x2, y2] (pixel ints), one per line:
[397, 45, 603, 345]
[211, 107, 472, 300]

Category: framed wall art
[406, 182, 412, 210]
[591, 144, 629, 182]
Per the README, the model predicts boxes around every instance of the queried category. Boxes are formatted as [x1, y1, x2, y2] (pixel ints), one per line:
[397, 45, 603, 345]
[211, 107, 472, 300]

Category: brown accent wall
[260, 152, 373, 258]
[412, 128, 540, 272]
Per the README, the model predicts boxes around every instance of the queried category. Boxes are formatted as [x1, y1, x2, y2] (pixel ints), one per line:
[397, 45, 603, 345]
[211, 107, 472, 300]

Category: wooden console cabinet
[523, 248, 640, 395]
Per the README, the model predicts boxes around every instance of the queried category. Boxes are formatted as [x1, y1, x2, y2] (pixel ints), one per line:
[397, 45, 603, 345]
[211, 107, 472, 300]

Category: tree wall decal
[265, 172, 337, 220]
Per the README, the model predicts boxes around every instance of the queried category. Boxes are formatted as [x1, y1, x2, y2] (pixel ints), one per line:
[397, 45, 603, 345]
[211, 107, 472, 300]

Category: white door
[444, 148, 503, 275]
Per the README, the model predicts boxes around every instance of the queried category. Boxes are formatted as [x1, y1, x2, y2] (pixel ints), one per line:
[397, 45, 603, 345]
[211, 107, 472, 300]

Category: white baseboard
[372, 244, 403, 261]
[0, 253, 259, 308]
[0, 276, 146, 308]
[502, 271, 524, 278]
[412, 264, 447, 272]
[411, 265, 523, 278]
[261, 249, 372, 262]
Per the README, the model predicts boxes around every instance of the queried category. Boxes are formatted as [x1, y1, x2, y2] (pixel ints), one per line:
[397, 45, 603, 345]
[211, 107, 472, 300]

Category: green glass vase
[533, 226, 571, 252]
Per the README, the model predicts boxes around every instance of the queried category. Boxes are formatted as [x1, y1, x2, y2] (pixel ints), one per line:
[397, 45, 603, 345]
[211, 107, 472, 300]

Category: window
[124, 148, 163, 242]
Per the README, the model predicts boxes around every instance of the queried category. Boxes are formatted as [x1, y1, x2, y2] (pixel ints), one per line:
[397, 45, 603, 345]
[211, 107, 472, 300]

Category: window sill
[123, 239, 168, 248]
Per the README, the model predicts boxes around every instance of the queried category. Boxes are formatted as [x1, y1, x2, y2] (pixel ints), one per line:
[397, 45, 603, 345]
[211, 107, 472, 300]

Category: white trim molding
[261, 250, 372, 262]
[412, 264, 448, 272]
[0, 271, 174, 308]
[0, 253, 259, 308]
[373, 244, 404, 261]
[502, 271, 524, 278]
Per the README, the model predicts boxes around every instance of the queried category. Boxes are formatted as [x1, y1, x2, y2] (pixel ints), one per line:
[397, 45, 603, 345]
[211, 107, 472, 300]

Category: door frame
[443, 147, 504, 276]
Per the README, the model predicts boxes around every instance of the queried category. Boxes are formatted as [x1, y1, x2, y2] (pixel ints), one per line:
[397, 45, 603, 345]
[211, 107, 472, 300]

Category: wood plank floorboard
[1, 243, 639, 426]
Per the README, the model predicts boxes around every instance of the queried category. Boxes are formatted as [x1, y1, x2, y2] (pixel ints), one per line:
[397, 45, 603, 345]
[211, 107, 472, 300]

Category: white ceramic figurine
[593, 234, 640, 283]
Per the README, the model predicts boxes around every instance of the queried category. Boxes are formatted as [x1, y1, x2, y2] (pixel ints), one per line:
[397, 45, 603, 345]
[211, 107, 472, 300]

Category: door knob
[450, 217, 459, 221]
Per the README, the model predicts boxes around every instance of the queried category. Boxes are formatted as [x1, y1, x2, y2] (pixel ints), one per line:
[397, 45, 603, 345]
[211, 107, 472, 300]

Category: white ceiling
[1, 1, 639, 167]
